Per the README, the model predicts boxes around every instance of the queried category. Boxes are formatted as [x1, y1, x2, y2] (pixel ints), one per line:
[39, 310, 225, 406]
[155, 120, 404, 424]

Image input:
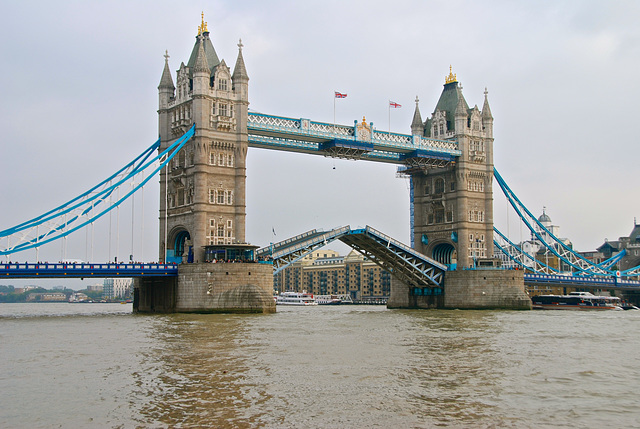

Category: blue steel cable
[1, 125, 195, 256]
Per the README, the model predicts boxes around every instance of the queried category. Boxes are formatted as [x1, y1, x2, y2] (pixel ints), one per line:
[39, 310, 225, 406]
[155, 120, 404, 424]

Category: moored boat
[531, 291, 623, 310]
[315, 294, 342, 305]
[275, 291, 318, 306]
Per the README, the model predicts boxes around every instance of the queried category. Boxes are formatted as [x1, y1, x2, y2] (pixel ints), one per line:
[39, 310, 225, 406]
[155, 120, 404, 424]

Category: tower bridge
[3, 14, 639, 311]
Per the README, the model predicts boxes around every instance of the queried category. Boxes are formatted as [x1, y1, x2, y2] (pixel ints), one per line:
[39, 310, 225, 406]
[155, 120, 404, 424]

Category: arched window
[434, 178, 445, 194]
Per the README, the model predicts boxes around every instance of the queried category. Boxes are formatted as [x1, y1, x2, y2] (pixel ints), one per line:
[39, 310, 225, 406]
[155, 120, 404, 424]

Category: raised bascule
[3, 14, 639, 311]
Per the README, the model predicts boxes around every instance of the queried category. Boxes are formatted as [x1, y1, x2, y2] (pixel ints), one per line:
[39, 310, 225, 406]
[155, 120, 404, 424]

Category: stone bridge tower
[157, 15, 249, 264]
[409, 68, 495, 270]
[136, 15, 274, 314]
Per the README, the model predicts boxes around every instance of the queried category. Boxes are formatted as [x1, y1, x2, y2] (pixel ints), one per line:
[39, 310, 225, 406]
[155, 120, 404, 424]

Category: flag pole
[334, 93, 336, 131]
[388, 100, 391, 134]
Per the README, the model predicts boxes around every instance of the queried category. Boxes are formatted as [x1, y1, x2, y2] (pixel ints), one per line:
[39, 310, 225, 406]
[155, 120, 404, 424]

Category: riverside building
[275, 249, 391, 301]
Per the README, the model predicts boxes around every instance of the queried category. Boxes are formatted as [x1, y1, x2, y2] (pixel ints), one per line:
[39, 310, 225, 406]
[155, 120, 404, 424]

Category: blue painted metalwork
[258, 226, 351, 274]
[247, 112, 460, 164]
[339, 226, 447, 287]
[1, 125, 196, 256]
[494, 168, 619, 276]
[493, 227, 559, 273]
[524, 273, 640, 289]
[259, 225, 447, 287]
[494, 168, 640, 278]
[1, 262, 178, 278]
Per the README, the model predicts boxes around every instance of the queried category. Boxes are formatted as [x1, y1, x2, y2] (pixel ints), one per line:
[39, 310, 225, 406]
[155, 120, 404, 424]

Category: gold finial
[362, 116, 367, 123]
[198, 12, 208, 35]
[445, 65, 457, 84]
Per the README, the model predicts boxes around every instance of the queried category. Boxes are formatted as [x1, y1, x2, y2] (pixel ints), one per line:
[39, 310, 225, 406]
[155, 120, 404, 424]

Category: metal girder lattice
[494, 167, 617, 276]
[323, 146, 369, 159]
[402, 157, 453, 171]
[247, 111, 461, 164]
[494, 168, 640, 278]
[493, 227, 558, 274]
[256, 228, 323, 259]
[258, 226, 351, 274]
[339, 226, 447, 287]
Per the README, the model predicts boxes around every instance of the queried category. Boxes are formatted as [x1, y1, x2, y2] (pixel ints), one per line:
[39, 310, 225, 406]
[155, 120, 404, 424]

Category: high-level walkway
[247, 112, 460, 166]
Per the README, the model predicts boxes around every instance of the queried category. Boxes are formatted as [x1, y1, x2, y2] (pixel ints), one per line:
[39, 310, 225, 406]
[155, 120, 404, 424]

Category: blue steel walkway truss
[247, 112, 461, 166]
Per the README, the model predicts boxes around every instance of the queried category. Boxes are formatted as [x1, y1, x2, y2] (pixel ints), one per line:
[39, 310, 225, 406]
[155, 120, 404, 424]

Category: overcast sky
[1, 1, 639, 286]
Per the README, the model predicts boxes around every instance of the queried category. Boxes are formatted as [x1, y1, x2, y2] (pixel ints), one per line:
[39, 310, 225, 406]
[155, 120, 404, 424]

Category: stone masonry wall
[175, 262, 275, 313]
[444, 269, 531, 309]
[387, 269, 531, 310]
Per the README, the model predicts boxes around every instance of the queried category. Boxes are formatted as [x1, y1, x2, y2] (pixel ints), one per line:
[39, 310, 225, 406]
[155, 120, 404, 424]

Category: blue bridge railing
[1, 263, 178, 278]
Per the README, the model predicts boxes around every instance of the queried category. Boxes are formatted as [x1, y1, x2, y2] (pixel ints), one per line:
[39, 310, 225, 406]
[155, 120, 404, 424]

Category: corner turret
[232, 39, 250, 133]
[192, 35, 211, 95]
[481, 88, 493, 138]
[158, 51, 175, 140]
[411, 96, 424, 136]
[454, 88, 468, 133]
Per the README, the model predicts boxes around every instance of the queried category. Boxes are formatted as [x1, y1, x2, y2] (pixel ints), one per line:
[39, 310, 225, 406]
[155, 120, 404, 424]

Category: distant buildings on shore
[275, 249, 391, 300]
[102, 278, 132, 299]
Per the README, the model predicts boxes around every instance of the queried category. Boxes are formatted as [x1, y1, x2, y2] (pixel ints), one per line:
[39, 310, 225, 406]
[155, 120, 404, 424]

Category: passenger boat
[315, 295, 342, 305]
[275, 291, 318, 306]
[531, 291, 623, 310]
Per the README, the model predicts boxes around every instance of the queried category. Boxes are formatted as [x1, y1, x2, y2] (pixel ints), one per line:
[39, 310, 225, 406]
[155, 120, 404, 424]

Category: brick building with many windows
[274, 249, 391, 300]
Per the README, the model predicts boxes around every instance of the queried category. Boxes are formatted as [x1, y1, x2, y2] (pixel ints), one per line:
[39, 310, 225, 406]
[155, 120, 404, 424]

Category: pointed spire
[158, 50, 175, 90]
[232, 38, 249, 81]
[193, 35, 210, 74]
[455, 89, 468, 117]
[411, 95, 424, 136]
[482, 87, 493, 120]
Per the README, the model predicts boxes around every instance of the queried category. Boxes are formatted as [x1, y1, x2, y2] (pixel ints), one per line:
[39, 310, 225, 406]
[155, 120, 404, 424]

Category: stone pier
[388, 269, 531, 310]
[134, 262, 275, 314]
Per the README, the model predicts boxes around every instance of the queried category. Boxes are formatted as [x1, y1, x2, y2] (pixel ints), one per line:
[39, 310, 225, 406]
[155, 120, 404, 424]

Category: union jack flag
[335, 92, 347, 98]
[389, 101, 401, 108]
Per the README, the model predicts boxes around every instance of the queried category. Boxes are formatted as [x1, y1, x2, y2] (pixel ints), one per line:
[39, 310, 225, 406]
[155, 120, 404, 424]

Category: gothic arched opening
[174, 230, 192, 262]
[432, 242, 456, 265]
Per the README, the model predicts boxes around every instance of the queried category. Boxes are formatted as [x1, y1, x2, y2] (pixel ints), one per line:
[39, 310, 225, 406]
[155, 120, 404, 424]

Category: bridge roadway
[4, 247, 640, 292]
[1, 262, 178, 278]
[247, 112, 461, 166]
[524, 273, 640, 290]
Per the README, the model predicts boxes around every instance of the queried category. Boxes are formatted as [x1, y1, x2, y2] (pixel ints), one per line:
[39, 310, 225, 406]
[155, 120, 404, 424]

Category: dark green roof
[187, 32, 220, 77]
[433, 81, 470, 119]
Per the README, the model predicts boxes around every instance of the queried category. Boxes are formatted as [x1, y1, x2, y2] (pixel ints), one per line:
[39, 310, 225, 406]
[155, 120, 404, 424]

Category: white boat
[531, 291, 623, 310]
[315, 294, 342, 305]
[275, 291, 318, 306]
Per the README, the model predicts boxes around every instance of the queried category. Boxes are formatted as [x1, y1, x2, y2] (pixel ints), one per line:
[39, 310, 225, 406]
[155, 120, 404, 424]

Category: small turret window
[219, 79, 228, 91]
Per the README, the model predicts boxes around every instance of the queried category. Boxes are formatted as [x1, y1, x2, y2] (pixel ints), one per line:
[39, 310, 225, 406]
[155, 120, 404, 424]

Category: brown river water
[1, 303, 639, 428]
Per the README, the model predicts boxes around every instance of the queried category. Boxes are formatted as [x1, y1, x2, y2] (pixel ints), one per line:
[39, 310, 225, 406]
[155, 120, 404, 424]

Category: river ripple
[1, 303, 639, 428]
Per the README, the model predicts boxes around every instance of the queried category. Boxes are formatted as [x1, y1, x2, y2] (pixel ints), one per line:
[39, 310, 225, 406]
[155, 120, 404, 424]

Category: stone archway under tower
[430, 242, 457, 269]
[167, 228, 193, 264]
